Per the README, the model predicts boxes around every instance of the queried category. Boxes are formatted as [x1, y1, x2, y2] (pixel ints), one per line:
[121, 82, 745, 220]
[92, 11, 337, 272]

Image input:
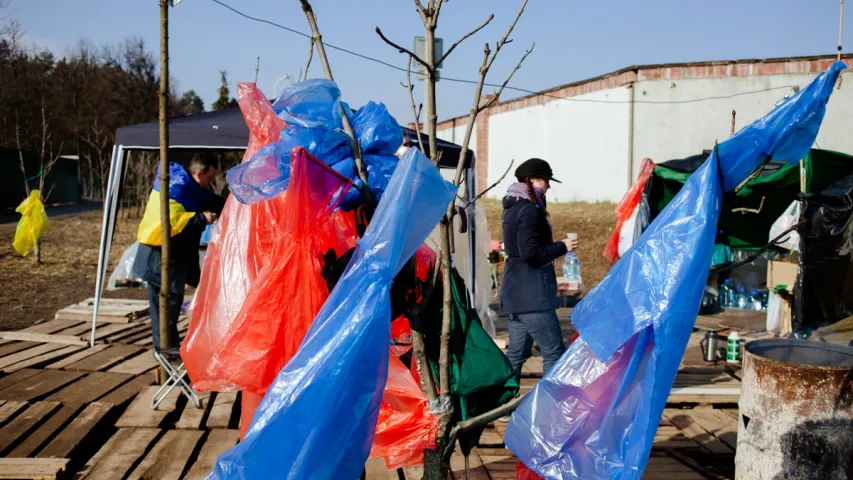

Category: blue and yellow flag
[138, 162, 213, 246]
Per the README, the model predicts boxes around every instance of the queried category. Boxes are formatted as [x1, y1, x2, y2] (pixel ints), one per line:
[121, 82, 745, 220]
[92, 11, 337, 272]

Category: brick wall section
[474, 95, 494, 192]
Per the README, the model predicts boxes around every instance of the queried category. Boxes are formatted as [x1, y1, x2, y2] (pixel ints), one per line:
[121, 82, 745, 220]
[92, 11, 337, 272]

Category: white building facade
[435, 55, 853, 203]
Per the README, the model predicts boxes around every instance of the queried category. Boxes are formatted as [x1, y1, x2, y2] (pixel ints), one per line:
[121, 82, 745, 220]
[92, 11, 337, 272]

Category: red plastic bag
[516, 460, 546, 480]
[370, 350, 439, 469]
[190, 147, 355, 396]
[182, 83, 287, 392]
[603, 158, 655, 264]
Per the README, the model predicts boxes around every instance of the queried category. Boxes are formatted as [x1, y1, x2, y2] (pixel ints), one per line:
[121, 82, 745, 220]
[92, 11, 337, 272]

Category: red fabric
[183, 83, 289, 392]
[188, 148, 355, 396]
[516, 460, 546, 480]
[603, 158, 655, 264]
[370, 351, 439, 469]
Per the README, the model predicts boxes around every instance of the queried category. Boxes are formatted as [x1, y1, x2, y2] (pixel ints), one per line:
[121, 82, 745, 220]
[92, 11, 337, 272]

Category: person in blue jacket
[500, 158, 579, 381]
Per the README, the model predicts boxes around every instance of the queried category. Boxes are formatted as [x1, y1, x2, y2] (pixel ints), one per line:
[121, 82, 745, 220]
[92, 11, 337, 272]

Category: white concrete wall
[632, 70, 853, 178]
[485, 87, 632, 203]
[436, 122, 476, 157]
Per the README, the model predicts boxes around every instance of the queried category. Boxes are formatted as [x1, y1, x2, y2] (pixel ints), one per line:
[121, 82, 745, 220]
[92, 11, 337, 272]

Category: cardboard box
[767, 256, 798, 291]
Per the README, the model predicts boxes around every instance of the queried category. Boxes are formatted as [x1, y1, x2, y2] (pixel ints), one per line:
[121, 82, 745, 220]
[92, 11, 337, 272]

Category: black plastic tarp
[114, 108, 472, 169]
[795, 172, 853, 332]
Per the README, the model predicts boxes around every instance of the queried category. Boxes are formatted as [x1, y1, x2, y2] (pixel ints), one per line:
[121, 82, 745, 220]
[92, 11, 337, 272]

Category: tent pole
[158, 0, 174, 353]
[91, 145, 120, 347]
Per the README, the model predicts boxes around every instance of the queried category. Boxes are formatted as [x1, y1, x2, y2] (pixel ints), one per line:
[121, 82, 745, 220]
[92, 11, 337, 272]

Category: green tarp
[425, 268, 518, 456]
[648, 149, 853, 250]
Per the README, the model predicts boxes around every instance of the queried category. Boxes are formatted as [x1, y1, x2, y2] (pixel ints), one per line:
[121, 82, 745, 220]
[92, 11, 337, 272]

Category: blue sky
[9, 0, 848, 123]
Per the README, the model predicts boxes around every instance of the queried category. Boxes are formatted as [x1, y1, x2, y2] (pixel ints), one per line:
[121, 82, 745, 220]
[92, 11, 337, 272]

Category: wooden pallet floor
[0, 301, 741, 479]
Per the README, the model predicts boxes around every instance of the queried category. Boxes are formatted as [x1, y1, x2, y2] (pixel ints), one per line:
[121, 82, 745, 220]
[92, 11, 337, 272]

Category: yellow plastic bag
[13, 189, 50, 256]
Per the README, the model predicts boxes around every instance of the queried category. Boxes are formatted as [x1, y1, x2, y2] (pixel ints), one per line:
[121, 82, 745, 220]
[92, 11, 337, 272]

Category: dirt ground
[0, 199, 616, 331]
[0, 205, 146, 330]
[481, 198, 616, 290]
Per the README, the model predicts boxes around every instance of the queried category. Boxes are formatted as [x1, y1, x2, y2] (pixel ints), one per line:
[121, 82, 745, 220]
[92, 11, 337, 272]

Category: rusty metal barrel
[735, 339, 853, 479]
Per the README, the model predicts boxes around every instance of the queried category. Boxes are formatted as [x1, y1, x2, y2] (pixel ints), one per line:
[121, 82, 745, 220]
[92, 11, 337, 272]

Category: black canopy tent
[93, 107, 478, 346]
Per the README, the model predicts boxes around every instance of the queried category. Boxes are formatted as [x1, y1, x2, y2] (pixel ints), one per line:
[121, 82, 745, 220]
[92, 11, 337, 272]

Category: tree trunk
[158, 0, 173, 356]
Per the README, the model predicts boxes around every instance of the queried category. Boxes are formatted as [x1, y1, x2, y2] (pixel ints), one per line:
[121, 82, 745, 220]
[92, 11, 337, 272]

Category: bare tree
[377, 1, 533, 477]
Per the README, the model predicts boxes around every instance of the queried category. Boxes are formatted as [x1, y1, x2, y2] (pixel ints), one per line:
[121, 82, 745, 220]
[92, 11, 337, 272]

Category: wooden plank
[8, 404, 81, 457]
[663, 409, 733, 454]
[0, 369, 43, 392]
[0, 402, 62, 454]
[478, 428, 504, 447]
[642, 455, 705, 479]
[98, 373, 155, 407]
[107, 351, 158, 375]
[0, 332, 87, 346]
[38, 402, 115, 459]
[59, 306, 139, 317]
[206, 391, 239, 429]
[0, 370, 86, 402]
[44, 345, 110, 370]
[2, 345, 87, 373]
[0, 401, 28, 425]
[175, 392, 212, 429]
[91, 323, 142, 343]
[0, 344, 68, 370]
[0, 342, 40, 358]
[183, 430, 240, 480]
[0, 458, 68, 480]
[47, 372, 131, 404]
[365, 458, 398, 480]
[55, 312, 134, 324]
[76, 428, 160, 480]
[652, 426, 698, 449]
[81, 298, 150, 307]
[103, 325, 152, 345]
[450, 445, 490, 480]
[115, 385, 180, 428]
[401, 464, 423, 480]
[688, 409, 738, 450]
[126, 429, 204, 480]
[20, 320, 80, 334]
[64, 345, 144, 372]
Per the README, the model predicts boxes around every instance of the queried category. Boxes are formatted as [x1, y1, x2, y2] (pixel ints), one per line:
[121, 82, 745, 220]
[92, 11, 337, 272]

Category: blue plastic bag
[505, 61, 846, 480]
[209, 147, 456, 480]
[227, 80, 404, 209]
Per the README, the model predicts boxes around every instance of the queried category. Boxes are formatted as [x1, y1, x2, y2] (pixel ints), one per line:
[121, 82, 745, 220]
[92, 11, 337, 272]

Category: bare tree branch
[443, 395, 525, 461]
[303, 38, 314, 82]
[403, 55, 426, 154]
[375, 27, 432, 72]
[437, 14, 494, 67]
[484, 0, 529, 71]
[299, 0, 373, 204]
[479, 43, 534, 112]
[463, 159, 513, 209]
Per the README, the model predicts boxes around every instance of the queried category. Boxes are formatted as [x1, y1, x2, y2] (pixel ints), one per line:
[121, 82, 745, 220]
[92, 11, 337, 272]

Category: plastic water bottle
[719, 279, 734, 308]
[750, 289, 763, 311]
[563, 253, 581, 282]
[736, 286, 748, 309]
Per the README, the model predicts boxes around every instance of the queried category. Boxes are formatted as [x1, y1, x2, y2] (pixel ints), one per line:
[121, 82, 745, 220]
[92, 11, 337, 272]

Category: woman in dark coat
[500, 158, 579, 381]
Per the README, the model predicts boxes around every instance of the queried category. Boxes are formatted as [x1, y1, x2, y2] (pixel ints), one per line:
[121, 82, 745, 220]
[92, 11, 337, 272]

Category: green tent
[646, 149, 853, 251]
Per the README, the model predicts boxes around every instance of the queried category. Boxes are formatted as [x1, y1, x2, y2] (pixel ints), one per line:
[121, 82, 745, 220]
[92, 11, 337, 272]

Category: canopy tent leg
[91, 145, 125, 347]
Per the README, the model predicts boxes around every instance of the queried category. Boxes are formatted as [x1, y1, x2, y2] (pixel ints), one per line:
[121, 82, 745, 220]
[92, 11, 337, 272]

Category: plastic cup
[566, 233, 578, 240]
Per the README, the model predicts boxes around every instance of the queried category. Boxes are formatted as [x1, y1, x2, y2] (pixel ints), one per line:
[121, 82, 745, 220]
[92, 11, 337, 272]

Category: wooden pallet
[0, 458, 69, 479]
[55, 298, 149, 324]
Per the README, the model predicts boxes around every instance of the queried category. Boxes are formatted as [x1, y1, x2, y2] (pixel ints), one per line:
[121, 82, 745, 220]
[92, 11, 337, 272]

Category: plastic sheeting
[185, 147, 355, 396]
[506, 61, 846, 480]
[604, 158, 655, 263]
[12, 189, 49, 256]
[227, 80, 403, 209]
[182, 83, 287, 392]
[209, 147, 456, 480]
[370, 350, 439, 469]
[108, 242, 144, 290]
[795, 170, 853, 332]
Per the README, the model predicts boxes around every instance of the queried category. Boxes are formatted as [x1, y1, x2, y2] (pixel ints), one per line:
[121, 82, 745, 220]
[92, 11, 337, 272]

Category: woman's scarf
[506, 182, 547, 210]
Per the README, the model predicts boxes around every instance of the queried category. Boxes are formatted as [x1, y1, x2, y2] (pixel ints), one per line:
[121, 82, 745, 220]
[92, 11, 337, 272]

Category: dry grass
[0, 199, 617, 330]
[481, 198, 617, 291]
[0, 205, 143, 330]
